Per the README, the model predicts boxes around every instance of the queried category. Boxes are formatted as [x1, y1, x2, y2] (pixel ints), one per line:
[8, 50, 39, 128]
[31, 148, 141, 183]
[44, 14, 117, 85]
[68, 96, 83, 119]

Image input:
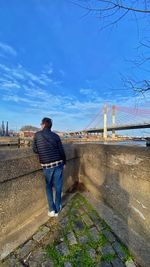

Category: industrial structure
[0, 121, 9, 136]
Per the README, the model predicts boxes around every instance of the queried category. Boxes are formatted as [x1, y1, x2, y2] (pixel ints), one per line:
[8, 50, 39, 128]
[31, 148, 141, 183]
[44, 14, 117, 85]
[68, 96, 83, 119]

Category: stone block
[67, 231, 77, 245]
[16, 240, 36, 259]
[82, 214, 93, 227]
[89, 227, 99, 241]
[96, 221, 106, 231]
[88, 248, 96, 260]
[56, 242, 69, 256]
[33, 226, 50, 243]
[96, 262, 112, 267]
[73, 220, 85, 232]
[102, 230, 116, 243]
[60, 217, 69, 228]
[111, 257, 125, 267]
[101, 244, 115, 256]
[27, 247, 47, 265]
[89, 211, 100, 224]
[78, 235, 89, 244]
[1, 255, 23, 267]
[113, 241, 127, 260]
[64, 262, 73, 267]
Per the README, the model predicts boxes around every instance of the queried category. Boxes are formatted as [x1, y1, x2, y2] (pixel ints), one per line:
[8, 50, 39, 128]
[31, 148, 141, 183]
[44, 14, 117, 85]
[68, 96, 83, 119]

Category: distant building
[1, 121, 5, 136]
[0, 121, 9, 136]
[6, 121, 9, 136]
[19, 129, 65, 139]
[19, 131, 36, 138]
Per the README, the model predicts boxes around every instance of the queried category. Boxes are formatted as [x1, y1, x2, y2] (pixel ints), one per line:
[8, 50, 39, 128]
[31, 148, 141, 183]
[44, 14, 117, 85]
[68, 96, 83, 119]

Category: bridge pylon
[112, 105, 116, 140]
[103, 104, 108, 140]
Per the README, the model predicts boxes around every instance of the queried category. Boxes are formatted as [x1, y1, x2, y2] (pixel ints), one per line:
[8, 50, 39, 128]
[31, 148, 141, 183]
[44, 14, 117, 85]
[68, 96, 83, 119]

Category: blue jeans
[43, 164, 63, 213]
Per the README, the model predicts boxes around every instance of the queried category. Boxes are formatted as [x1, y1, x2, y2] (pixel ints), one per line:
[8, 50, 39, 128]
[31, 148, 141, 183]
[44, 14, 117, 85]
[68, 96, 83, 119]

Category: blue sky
[0, 0, 150, 133]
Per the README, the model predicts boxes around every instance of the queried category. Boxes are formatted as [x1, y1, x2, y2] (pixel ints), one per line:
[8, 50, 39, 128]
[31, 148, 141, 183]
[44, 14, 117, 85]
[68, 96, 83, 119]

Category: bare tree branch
[124, 78, 150, 94]
[99, 9, 129, 30]
[72, 0, 150, 94]
[72, 0, 150, 14]
[72, 0, 150, 30]
[97, 0, 150, 13]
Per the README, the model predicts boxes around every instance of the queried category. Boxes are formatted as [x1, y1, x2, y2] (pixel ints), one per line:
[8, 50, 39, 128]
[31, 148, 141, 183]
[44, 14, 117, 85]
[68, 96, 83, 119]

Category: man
[33, 117, 66, 217]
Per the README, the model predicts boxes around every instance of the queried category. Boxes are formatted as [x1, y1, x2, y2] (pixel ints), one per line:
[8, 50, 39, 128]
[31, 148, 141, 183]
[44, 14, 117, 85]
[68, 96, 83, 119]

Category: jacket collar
[42, 127, 51, 132]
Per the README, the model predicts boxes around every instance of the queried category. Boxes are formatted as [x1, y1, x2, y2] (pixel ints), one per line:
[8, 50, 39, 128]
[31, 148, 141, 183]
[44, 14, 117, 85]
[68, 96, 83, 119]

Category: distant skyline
[0, 0, 150, 135]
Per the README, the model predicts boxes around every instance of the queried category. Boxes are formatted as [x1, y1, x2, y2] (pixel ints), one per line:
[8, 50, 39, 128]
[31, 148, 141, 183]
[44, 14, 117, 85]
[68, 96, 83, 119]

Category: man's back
[33, 127, 66, 164]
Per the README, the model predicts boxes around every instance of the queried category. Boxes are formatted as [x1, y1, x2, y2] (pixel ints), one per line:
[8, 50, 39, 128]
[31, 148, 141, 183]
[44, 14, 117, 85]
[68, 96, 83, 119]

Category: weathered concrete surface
[77, 144, 150, 267]
[0, 144, 79, 260]
[0, 143, 150, 267]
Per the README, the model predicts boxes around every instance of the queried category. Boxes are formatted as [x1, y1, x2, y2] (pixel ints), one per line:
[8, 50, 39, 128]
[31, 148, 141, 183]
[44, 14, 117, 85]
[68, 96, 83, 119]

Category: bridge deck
[70, 123, 150, 134]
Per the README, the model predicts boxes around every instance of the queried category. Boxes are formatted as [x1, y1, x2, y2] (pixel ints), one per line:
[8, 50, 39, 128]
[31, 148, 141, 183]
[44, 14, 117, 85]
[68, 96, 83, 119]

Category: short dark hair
[41, 117, 52, 129]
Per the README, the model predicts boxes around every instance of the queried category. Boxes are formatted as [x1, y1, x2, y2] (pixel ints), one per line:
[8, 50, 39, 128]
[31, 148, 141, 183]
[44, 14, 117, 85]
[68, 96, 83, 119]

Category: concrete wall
[0, 144, 79, 260]
[0, 143, 150, 266]
[77, 144, 150, 267]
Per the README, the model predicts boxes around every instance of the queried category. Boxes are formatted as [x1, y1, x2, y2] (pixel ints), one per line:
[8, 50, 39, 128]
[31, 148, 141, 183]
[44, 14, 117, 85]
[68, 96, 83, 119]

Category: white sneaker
[48, 210, 55, 217]
[55, 205, 62, 217]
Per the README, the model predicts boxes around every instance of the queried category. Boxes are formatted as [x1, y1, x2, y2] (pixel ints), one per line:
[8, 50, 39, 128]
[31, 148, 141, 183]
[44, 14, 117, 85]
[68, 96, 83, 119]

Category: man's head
[41, 117, 52, 130]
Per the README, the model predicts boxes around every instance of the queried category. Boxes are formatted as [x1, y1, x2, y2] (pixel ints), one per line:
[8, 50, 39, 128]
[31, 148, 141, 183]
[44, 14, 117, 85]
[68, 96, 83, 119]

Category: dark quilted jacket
[32, 128, 66, 164]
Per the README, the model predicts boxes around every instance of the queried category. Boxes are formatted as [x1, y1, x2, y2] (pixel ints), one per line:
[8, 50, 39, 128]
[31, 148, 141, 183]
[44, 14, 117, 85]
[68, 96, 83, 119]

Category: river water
[74, 140, 148, 147]
[98, 140, 147, 147]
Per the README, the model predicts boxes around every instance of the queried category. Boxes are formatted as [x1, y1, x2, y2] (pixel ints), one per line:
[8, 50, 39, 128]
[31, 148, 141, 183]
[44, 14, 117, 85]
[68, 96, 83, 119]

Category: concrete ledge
[0, 192, 76, 261]
[0, 205, 48, 260]
[0, 144, 78, 183]
[0, 144, 79, 260]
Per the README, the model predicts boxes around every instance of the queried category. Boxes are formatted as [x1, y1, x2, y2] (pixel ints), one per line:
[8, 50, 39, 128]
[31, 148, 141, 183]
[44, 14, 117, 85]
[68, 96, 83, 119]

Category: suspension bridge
[69, 104, 150, 140]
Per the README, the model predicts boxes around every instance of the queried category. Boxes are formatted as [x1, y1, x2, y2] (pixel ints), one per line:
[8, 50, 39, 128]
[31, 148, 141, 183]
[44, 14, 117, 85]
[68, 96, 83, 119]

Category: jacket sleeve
[32, 133, 38, 154]
[57, 137, 66, 164]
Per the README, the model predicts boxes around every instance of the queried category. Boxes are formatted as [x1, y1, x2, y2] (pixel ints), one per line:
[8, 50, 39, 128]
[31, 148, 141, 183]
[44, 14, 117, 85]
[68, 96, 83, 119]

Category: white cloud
[80, 88, 98, 98]
[0, 63, 57, 89]
[0, 63, 11, 72]
[2, 95, 33, 103]
[80, 88, 94, 95]
[1, 81, 21, 90]
[0, 42, 17, 56]
[1, 61, 150, 131]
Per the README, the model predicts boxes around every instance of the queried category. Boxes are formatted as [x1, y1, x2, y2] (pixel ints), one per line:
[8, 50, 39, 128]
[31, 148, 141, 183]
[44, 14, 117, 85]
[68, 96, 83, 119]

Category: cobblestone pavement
[1, 193, 138, 267]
